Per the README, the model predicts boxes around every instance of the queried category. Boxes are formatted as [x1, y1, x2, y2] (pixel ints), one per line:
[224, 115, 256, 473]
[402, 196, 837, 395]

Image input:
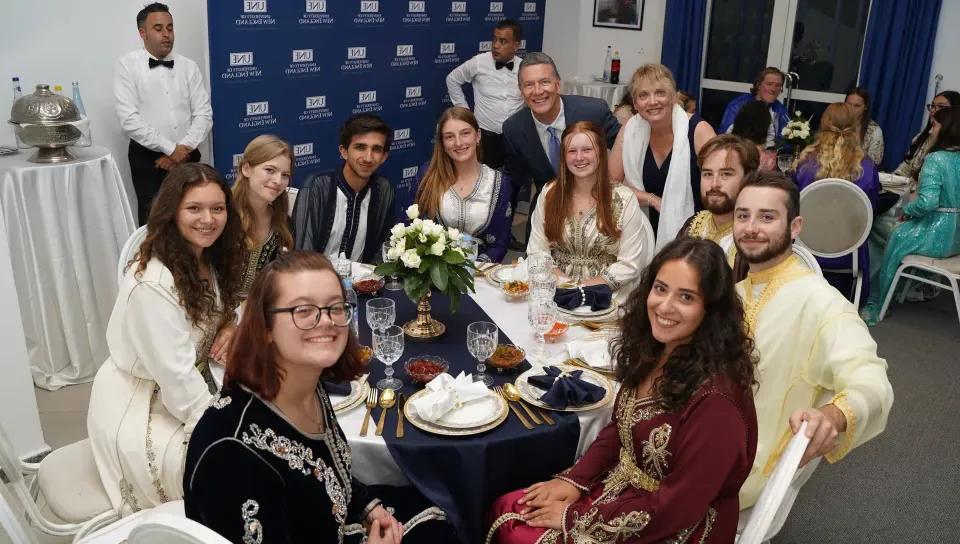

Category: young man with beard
[291, 115, 395, 264]
[677, 135, 759, 281]
[732, 171, 893, 509]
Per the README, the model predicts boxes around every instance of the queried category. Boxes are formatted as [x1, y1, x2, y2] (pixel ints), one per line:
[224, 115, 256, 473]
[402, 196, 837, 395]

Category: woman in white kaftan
[87, 164, 247, 515]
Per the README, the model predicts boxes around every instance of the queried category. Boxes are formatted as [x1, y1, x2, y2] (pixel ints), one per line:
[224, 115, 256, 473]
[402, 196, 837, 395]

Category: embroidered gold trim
[118, 477, 141, 513]
[552, 190, 626, 284]
[402, 506, 448, 535]
[698, 507, 717, 543]
[240, 230, 280, 300]
[569, 507, 651, 543]
[742, 255, 813, 335]
[555, 475, 591, 493]
[145, 385, 169, 503]
[825, 392, 857, 463]
[763, 425, 797, 478]
[485, 513, 524, 544]
[241, 499, 263, 544]
[597, 392, 667, 502]
[641, 424, 673, 480]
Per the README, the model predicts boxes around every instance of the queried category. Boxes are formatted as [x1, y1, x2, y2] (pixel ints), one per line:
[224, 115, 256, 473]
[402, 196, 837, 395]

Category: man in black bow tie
[114, 2, 212, 225]
[445, 19, 525, 173]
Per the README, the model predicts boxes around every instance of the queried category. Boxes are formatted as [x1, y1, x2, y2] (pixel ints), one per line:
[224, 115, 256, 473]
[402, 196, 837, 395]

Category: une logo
[524, 2, 536, 12]
[361, 1, 379, 12]
[440, 43, 456, 54]
[520, 39, 527, 49]
[403, 167, 419, 178]
[479, 41, 491, 52]
[348, 47, 367, 59]
[233, 154, 244, 167]
[294, 143, 314, 157]
[396, 45, 414, 57]
[405, 86, 422, 98]
[230, 52, 253, 66]
[451, 2, 466, 13]
[305, 0, 326, 12]
[394, 128, 411, 140]
[306, 96, 326, 109]
[293, 49, 313, 62]
[244, 1, 267, 13]
[408, 1, 425, 11]
[246, 101, 269, 115]
[359, 91, 378, 103]
[490, 2, 503, 12]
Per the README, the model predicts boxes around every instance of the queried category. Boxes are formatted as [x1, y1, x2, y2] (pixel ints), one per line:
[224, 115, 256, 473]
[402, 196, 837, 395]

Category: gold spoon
[580, 320, 617, 331]
[502, 383, 550, 425]
[375, 388, 396, 436]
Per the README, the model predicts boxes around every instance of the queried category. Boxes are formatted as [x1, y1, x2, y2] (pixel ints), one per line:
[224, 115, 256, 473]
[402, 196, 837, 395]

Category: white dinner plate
[404, 389, 509, 435]
[330, 378, 369, 414]
[557, 301, 619, 320]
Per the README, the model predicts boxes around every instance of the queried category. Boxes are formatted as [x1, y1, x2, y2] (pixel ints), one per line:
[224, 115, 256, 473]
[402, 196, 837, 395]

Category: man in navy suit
[502, 52, 621, 248]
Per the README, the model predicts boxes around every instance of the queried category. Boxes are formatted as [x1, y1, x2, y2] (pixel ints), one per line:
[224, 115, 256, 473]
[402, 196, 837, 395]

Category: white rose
[418, 232, 428, 243]
[435, 233, 446, 247]
[391, 223, 406, 239]
[433, 223, 447, 237]
[447, 227, 461, 241]
[406, 204, 420, 220]
[401, 249, 421, 268]
[795, 110, 801, 117]
[781, 127, 790, 137]
[421, 219, 436, 231]
[429, 240, 445, 256]
[412, 218, 423, 230]
[393, 237, 406, 251]
[799, 128, 810, 139]
[387, 246, 403, 260]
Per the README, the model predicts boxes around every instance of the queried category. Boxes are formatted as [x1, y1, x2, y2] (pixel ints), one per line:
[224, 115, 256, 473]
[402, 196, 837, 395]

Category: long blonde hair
[233, 134, 294, 250]
[416, 107, 482, 219]
[796, 103, 864, 180]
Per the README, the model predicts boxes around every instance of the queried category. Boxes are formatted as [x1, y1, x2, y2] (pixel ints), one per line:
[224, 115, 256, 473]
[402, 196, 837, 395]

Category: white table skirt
[0, 146, 136, 390]
[340, 276, 617, 486]
[562, 78, 628, 111]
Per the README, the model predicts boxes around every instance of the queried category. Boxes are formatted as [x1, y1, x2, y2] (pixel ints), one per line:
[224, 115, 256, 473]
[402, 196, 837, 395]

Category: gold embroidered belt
[602, 448, 660, 493]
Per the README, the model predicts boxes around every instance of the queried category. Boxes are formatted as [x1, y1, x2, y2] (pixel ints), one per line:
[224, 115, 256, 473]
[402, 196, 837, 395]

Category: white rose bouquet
[779, 110, 814, 151]
[375, 204, 476, 313]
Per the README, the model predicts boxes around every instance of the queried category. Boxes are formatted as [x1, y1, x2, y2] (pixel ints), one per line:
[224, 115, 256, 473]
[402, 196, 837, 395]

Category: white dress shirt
[114, 48, 213, 156]
[446, 52, 524, 134]
[532, 101, 566, 164]
[324, 183, 371, 262]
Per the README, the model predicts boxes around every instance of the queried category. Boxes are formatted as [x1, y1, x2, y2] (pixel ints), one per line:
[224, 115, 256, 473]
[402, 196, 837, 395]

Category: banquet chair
[117, 225, 148, 287]
[879, 254, 960, 326]
[76, 501, 185, 544]
[791, 244, 823, 276]
[0, 423, 118, 542]
[797, 179, 873, 307]
[126, 512, 231, 544]
[287, 187, 298, 216]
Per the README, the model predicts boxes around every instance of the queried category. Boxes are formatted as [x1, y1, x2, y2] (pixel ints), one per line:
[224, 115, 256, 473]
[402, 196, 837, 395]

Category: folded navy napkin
[554, 285, 613, 311]
[322, 381, 352, 396]
[527, 366, 605, 409]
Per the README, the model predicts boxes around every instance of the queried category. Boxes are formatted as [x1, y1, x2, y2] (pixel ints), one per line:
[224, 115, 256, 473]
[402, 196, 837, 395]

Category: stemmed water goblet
[365, 298, 395, 349]
[467, 321, 498, 387]
[382, 242, 403, 291]
[373, 325, 404, 390]
[528, 299, 557, 359]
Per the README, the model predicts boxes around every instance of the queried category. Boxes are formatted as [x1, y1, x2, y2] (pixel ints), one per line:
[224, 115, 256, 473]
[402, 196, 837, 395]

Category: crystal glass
[382, 242, 403, 291]
[528, 299, 557, 359]
[373, 325, 404, 390]
[530, 275, 557, 301]
[467, 321, 498, 387]
[365, 298, 395, 351]
[459, 238, 480, 263]
[777, 152, 794, 173]
[526, 252, 554, 282]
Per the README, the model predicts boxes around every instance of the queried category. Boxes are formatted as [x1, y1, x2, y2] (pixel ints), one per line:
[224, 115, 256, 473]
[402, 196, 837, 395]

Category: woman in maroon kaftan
[487, 237, 759, 543]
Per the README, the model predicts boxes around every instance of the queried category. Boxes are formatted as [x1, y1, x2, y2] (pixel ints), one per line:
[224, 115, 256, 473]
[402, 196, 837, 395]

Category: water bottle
[72, 81, 92, 146]
[602, 46, 612, 83]
[11, 78, 24, 148]
[610, 51, 621, 84]
[343, 278, 359, 338]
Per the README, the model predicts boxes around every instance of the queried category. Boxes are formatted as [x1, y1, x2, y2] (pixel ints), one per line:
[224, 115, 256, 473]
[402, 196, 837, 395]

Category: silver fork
[360, 389, 378, 437]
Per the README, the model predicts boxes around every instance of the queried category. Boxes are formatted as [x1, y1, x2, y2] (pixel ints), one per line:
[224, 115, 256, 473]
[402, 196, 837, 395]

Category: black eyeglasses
[927, 103, 949, 112]
[267, 302, 354, 330]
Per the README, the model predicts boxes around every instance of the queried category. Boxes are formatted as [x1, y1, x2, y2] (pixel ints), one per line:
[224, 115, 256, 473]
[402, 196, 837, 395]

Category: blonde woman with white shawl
[609, 64, 716, 251]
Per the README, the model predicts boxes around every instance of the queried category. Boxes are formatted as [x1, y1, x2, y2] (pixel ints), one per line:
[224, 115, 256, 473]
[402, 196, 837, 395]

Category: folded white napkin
[410, 372, 491, 423]
[567, 338, 612, 368]
[879, 173, 910, 186]
[510, 258, 528, 281]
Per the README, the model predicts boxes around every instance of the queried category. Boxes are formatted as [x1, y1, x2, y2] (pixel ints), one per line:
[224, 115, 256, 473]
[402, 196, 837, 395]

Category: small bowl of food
[404, 356, 450, 385]
[358, 345, 374, 365]
[353, 273, 385, 296]
[501, 279, 530, 301]
[488, 344, 526, 372]
[543, 321, 570, 343]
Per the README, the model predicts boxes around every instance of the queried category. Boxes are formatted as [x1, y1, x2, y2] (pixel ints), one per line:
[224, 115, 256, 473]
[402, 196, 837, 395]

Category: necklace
[279, 393, 324, 429]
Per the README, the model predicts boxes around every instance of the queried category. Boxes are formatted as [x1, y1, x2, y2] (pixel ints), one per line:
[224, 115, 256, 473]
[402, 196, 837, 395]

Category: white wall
[927, 0, 960, 108]
[0, 0, 212, 199]
[544, 0, 665, 81]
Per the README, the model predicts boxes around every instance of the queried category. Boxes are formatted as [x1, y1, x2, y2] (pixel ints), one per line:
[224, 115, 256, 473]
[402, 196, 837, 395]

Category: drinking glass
[459, 238, 480, 263]
[467, 321, 498, 387]
[373, 325, 404, 390]
[777, 152, 794, 173]
[530, 275, 557, 301]
[527, 252, 554, 282]
[528, 299, 557, 359]
[382, 242, 403, 291]
[365, 298, 395, 349]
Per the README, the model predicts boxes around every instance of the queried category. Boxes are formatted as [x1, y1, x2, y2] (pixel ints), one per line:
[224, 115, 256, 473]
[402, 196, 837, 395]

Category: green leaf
[418, 257, 432, 274]
[430, 260, 449, 291]
[449, 290, 461, 314]
[451, 265, 476, 292]
[448, 270, 467, 293]
[374, 261, 395, 277]
[442, 250, 465, 265]
[404, 273, 426, 301]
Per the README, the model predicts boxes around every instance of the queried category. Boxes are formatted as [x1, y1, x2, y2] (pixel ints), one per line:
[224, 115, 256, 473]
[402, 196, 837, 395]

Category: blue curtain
[859, 0, 943, 171]
[660, 0, 708, 101]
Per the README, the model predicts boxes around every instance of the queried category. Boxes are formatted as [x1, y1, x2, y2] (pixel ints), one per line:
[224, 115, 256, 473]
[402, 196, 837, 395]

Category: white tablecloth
[562, 78, 628, 111]
[0, 146, 136, 390]
[340, 275, 617, 486]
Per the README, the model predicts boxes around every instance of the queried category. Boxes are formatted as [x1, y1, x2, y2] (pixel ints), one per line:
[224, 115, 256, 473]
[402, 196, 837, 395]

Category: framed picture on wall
[593, 0, 644, 31]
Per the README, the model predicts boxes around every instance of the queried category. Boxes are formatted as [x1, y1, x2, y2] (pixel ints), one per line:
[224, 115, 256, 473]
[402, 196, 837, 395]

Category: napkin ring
[578, 286, 586, 307]
[442, 385, 464, 410]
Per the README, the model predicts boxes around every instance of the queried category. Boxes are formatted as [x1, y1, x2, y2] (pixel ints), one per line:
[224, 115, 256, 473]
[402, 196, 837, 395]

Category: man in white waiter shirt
[114, 2, 212, 225]
[445, 19, 525, 171]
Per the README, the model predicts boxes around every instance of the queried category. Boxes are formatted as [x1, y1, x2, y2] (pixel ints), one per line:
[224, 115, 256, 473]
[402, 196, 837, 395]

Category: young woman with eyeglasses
[892, 90, 960, 181]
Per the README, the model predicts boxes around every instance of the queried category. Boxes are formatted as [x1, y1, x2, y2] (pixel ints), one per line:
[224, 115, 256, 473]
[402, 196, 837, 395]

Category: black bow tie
[495, 60, 514, 71]
[148, 57, 174, 69]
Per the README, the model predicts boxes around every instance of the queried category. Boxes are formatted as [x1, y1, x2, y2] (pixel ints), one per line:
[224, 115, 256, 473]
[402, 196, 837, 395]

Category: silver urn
[9, 84, 83, 164]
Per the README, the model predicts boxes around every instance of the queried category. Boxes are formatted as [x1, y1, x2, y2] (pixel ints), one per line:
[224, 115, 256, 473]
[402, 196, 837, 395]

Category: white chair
[76, 501, 185, 544]
[791, 244, 823, 276]
[117, 225, 148, 287]
[879, 254, 960, 326]
[127, 512, 230, 544]
[797, 179, 873, 307]
[287, 187, 299, 216]
[0, 423, 118, 542]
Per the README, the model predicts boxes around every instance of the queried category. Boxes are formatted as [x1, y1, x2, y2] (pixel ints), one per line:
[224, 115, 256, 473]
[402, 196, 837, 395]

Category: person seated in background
[233, 134, 294, 299]
[677, 90, 697, 115]
[608, 64, 716, 246]
[731, 100, 778, 171]
[487, 237, 759, 543]
[613, 83, 636, 126]
[292, 115, 395, 264]
[861, 106, 960, 326]
[892, 91, 959, 182]
[527, 121, 653, 303]
[88, 163, 246, 514]
[718, 67, 790, 148]
[732, 171, 893, 509]
[845, 87, 884, 166]
[185, 251, 453, 543]
[792, 103, 880, 304]
[678, 134, 760, 282]
[415, 107, 512, 263]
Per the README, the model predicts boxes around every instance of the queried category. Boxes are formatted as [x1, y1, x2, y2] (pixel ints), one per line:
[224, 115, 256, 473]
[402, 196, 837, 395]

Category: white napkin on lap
[567, 339, 613, 369]
[510, 258, 528, 281]
[410, 372, 491, 423]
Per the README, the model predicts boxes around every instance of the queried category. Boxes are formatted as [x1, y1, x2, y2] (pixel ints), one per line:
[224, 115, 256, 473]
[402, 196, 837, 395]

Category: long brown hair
[225, 251, 364, 400]
[543, 121, 620, 245]
[416, 107, 483, 219]
[846, 87, 873, 143]
[134, 163, 246, 328]
[233, 134, 294, 250]
[795, 103, 865, 180]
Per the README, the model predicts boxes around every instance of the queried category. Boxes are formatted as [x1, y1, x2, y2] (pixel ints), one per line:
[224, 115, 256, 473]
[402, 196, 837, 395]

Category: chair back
[797, 178, 873, 258]
[0, 424, 35, 543]
[792, 244, 823, 276]
[117, 226, 149, 287]
[128, 512, 231, 544]
[287, 187, 299, 217]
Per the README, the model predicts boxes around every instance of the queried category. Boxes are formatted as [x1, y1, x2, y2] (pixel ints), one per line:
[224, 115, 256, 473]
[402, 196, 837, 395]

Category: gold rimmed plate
[486, 264, 515, 286]
[403, 389, 508, 436]
[515, 364, 614, 412]
[331, 378, 370, 414]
